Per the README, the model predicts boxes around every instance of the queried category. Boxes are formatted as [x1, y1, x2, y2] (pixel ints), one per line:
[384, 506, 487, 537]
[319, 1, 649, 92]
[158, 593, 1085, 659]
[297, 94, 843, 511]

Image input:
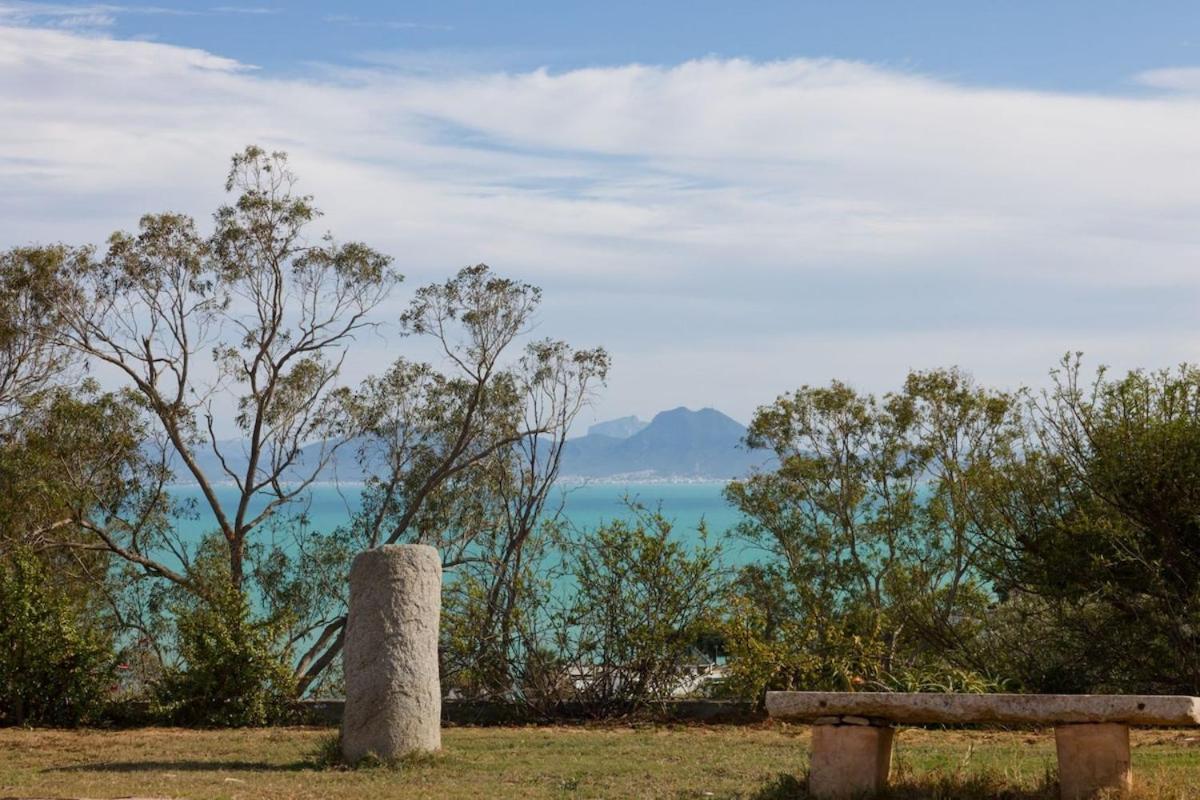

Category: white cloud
[1135, 67, 1200, 93]
[2, 24, 1200, 423]
[0, 2, 276, 30]
[322, 14, 451, 31]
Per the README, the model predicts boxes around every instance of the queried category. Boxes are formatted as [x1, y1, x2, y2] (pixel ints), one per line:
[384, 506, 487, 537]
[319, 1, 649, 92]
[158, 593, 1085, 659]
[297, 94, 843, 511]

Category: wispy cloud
[1134, 66, 1200, 92]
[323, 13, 450, 32]
[1, 25, 1199, 421]
[210, 5, 279, 14]
[0, 1, 279, 30]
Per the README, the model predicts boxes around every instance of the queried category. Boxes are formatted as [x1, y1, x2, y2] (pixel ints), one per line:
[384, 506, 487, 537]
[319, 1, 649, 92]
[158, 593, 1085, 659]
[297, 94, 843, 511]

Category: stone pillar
[342, 544, 442, 764]
[808, 717, 895, 799]
[1054, 723, 1132, 800]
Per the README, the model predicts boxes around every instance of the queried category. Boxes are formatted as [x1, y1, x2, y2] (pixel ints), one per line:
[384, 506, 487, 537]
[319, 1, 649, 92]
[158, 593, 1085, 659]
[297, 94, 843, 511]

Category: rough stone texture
[766, 692, 1200, 726]
[808, 724, 894, 799]
[342, 544, 442, 763]
[1055, 723, 1132, 800]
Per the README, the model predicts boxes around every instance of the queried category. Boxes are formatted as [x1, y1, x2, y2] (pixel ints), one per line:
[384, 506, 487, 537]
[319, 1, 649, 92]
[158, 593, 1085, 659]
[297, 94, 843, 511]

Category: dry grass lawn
[2, 724, 1200, 799]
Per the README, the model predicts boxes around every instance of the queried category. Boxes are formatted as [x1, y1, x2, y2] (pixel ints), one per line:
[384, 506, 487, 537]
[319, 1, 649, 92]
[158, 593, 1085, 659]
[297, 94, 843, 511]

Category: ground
[3, 725, 1200, 799]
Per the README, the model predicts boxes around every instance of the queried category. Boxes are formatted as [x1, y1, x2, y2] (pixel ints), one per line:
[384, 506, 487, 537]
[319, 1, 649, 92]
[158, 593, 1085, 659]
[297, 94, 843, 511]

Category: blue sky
[9, 0, 1200, 90]
[2, 1, 1200, 428]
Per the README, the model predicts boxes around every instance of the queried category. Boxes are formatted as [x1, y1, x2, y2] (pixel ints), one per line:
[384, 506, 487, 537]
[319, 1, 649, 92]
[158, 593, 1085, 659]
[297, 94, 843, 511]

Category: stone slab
[766, 692, 1200, 726]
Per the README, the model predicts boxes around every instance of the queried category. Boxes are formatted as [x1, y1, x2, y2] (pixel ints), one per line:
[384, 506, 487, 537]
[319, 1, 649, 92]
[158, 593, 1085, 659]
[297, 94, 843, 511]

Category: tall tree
[54, 146, 396, 597]
[293, 266, 608, 694]
[723, 368, 1018, 694]
[13, 148, 607, 695]
[0, 246, 80, 419]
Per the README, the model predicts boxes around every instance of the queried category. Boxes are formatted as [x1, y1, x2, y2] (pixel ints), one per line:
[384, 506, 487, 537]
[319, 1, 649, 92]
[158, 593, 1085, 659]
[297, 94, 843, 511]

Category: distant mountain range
[166, 407, 769, 485]
[560, 407, 771, 481]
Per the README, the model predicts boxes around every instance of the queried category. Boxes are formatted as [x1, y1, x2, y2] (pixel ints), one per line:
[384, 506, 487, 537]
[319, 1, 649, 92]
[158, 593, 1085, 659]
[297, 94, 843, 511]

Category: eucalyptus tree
[439, 336, 608, 701]
[51, 147, 396, 600]
[294, 266, 608, 694]
[0, 245, 80, 419]
[723, 368, 1021, 696]
[13, 146, 607, 697]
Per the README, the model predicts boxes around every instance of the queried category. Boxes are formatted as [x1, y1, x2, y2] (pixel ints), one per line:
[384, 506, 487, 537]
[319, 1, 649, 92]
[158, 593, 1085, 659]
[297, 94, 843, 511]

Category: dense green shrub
[550, 504, 726, 715]
[153, 587, 295, 726]
[982, 358, 1200, 694]
[0, 548, 114, 726]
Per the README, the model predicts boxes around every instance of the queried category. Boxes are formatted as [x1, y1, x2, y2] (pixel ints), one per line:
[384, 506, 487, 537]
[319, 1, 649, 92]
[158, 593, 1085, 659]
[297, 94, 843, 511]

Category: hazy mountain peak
[562, 406, 769, 481]
[587, 415, 648, 439]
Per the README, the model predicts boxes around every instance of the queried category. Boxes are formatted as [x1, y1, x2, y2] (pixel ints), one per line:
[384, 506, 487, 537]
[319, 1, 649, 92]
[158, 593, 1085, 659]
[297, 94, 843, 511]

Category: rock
[840, 715, 872, 726]
[341, 544, 442, 763]
[812, 715, 842, 726]
[765, 692, 1200, 726]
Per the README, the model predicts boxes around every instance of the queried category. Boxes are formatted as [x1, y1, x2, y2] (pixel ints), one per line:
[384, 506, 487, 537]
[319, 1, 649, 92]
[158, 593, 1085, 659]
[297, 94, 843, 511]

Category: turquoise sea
[166, 482, 761, 568]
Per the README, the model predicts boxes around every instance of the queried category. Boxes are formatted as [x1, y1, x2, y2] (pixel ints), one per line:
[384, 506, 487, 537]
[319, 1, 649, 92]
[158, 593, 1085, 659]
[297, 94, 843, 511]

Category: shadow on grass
[46, 759, 309, 774]
[747, 772, 1058, 800]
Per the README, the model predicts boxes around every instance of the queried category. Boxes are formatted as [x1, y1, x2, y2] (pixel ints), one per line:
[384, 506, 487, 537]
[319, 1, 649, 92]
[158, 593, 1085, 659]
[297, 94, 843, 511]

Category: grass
[2, 724, 1200, 799]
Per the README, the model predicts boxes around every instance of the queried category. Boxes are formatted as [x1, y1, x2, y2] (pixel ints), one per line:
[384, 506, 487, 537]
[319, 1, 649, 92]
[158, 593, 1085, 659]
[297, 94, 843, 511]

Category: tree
[8, 146, 610, 704]
[984, 356, 1200, 693]
[441, 338, 608, 701]
[0, 246, 79, 418]
[53, 146, 396, 602]
[293, 266, 608, 694]
[724, 368, 1019, 696]
[0, 547, 114, 726]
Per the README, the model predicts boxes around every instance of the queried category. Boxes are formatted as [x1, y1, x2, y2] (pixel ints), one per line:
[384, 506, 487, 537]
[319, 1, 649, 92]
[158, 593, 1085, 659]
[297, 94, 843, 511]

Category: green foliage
[0, 244, 80, 413]
[725, 368, 1017, 698]
[726, 357, 1200, 698]
[719, 564, 887, 702]
[0, 382, 143, 726]
[983, 356, 1200, 694]
[549, 503, 726, 714]
[154, 584, 295, 727]
[0, 548, 114, 726]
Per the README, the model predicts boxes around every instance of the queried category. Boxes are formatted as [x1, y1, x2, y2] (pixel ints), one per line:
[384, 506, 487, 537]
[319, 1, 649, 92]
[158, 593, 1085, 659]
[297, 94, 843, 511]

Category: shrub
[0, 548, 114, 726]
[551, 503, 727, 715]
[153, 587, 295, 726]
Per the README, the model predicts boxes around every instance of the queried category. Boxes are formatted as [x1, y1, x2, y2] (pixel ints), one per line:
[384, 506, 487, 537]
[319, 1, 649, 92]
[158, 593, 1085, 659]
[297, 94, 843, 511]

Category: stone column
[341, 544, 442, 764]
[1054, 723, 1132, 799]
[808, 717, 895, 799]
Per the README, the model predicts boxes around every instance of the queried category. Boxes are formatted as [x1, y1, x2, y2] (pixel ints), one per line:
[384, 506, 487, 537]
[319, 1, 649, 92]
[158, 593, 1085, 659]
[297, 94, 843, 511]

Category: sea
[165, 481, 764, 571]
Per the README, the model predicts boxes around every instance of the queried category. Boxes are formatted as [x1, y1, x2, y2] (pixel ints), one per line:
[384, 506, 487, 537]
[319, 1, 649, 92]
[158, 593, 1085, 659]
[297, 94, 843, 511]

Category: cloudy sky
[2, 1, 1200, 428]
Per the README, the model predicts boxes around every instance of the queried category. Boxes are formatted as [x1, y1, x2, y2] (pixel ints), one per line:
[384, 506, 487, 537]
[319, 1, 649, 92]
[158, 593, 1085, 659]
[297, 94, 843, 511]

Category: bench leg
[1054, 723, 1132, 799]
[809, 723, 894, 799]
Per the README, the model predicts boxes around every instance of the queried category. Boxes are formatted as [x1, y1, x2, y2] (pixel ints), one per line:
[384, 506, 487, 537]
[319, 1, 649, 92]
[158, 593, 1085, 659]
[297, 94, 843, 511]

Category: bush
[153, 587, 295, 726]
[549, 504, 727, 715]
[0, 548, 114, 726]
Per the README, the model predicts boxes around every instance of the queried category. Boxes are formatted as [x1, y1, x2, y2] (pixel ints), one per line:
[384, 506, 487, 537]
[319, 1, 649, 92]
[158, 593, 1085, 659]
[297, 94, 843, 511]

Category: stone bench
[766, 691, 1200, 799]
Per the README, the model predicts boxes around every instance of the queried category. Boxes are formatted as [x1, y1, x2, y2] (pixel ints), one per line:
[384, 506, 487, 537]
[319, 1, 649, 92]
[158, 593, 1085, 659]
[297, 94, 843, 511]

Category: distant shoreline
[165, 476, 736, 489]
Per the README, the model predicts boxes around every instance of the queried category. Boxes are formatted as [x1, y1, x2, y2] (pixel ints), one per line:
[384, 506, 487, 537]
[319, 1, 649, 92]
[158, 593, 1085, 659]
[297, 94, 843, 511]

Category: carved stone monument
[341, 544, 442, 763]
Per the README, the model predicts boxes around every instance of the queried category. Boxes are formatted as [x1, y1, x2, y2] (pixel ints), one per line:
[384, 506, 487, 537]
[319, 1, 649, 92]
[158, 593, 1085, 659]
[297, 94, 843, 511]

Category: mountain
[587, 415, 648, 439]
[560, 407, 771, 481]
[164, 408, 770, 486]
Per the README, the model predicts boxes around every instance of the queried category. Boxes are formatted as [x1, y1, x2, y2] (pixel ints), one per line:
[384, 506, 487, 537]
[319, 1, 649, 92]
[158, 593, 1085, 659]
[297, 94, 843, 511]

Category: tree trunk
[229, 537, 244, 590]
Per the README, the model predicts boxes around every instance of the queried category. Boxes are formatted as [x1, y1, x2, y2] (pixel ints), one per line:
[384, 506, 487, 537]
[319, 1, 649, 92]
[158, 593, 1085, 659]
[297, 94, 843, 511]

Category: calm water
[166, 482, 760, 568]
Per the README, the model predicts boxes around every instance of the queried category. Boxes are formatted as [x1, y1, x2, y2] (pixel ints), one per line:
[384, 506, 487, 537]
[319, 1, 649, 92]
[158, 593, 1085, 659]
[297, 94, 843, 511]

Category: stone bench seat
[766, 691, 1200, 726]
[765, 691, 1200, 799]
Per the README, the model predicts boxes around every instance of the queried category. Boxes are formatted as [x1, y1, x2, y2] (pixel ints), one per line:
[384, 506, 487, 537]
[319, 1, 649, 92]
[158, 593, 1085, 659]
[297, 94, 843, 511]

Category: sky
[2, 1, 1200, 429]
